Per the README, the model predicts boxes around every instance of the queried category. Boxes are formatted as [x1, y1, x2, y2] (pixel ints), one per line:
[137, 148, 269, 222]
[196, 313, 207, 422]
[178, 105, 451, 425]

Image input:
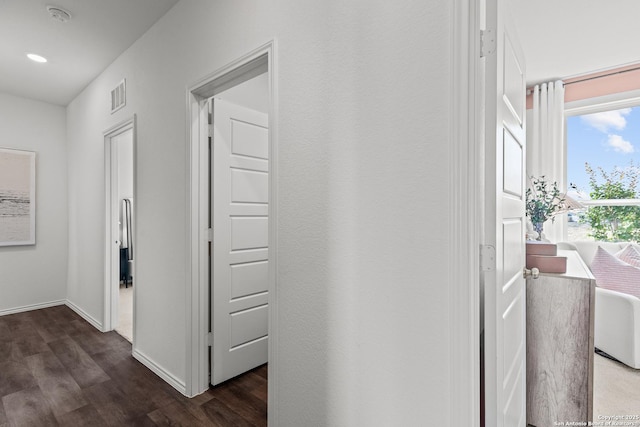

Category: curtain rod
[564, 65, 640, 87]
[527, 65, 640, 93]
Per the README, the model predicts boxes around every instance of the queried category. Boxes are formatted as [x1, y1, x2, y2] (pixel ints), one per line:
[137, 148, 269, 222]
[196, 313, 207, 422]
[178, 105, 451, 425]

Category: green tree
[585, 162, 640, 242]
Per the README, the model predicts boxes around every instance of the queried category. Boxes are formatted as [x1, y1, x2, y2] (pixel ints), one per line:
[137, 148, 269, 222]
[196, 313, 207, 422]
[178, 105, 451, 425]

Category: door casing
[449, 0, 483, 425]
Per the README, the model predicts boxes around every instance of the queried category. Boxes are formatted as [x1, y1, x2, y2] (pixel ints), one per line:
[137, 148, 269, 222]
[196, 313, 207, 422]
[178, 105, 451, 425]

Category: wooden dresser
[526, 249, 595, 426]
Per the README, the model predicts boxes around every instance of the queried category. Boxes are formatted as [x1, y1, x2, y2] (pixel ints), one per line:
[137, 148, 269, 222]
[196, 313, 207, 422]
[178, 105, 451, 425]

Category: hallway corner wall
[65, 0, 457, 423]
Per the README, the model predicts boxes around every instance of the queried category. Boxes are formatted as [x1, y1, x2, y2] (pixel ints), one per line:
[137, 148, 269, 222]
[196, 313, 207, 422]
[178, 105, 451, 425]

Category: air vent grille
[110, 79, 126, 114]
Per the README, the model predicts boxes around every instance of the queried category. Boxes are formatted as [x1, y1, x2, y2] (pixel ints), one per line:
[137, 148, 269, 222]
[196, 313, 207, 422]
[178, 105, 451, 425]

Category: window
[566, 104, 640, 242]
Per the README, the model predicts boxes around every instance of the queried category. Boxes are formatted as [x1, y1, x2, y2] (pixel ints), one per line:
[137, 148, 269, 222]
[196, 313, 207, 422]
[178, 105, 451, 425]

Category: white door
[211, 98, 269, 385]
[483, 0, 527, 425]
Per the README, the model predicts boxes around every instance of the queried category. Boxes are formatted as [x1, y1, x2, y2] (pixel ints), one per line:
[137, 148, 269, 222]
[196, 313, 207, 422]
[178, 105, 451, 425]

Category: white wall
[116, 129, 134, 201]
[217, 72, 269, 113]
[66, 0, 454, 423]
[0, 93, 68, 313]
[116, 129, 133, 257]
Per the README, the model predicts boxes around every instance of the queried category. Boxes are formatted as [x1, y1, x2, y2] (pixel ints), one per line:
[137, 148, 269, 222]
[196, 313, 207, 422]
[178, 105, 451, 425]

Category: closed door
[483, 0, 527, 425]
[211, 98, 269, 385]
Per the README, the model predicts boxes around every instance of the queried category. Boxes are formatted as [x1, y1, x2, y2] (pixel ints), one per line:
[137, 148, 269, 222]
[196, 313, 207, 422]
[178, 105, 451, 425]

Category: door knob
[523, 267, 539, 279]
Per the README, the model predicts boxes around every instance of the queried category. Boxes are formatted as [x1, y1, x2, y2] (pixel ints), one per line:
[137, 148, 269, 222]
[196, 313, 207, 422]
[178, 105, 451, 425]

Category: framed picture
[0, 148, 36, 246]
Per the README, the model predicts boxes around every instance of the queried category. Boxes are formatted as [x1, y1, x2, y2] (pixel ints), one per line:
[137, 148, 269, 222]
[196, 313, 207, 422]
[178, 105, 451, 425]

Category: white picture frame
[0, 148, 36, 246]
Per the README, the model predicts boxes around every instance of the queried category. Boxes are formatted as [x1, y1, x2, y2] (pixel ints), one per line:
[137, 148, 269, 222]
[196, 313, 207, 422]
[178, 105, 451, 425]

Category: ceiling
[0, 0, 179, 106]
[513, 0, 640, 86]
[1, 1, 639, 106]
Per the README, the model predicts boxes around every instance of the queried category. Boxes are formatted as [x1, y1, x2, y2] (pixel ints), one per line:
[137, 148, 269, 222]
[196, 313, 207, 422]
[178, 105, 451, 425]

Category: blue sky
[567, 105, 640, 195]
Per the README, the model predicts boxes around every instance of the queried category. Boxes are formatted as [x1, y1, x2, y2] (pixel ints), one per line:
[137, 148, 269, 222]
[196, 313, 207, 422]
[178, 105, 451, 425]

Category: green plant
[584, 162, 640, 242]
[526, 176, 566, 227]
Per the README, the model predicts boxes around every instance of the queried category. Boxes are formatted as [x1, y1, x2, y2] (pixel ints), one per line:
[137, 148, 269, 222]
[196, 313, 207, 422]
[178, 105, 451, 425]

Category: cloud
[581, 108, 631, 132]
[607, 134, 634, 154]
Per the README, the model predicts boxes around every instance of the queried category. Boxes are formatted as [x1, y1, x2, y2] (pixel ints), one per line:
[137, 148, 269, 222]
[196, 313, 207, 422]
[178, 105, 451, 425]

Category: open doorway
[186, 43, 276, 420]
[104, 117, 136, 342]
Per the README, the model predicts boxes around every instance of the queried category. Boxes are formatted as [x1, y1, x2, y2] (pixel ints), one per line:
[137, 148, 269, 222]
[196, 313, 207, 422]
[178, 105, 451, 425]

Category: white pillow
[591, 246, 640, 299]
[616, 244, 640, 268]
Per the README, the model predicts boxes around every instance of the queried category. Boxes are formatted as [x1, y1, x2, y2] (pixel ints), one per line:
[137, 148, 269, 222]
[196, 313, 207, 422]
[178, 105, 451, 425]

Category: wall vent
[110, 79, 126, 114]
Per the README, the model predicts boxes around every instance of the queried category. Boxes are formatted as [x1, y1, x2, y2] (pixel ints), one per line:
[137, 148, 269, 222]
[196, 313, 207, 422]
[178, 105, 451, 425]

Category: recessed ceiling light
[27, 53, 48, 63]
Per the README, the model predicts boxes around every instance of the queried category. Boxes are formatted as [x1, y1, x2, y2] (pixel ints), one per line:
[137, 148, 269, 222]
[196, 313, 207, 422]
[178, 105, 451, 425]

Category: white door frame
[103, 115, 137, 334]
[185, 41, 278, 419]
[450, 0, 483, 425]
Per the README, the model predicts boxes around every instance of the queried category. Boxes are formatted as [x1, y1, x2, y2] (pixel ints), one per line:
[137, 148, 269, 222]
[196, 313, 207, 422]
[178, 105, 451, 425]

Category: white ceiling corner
[512, 0, 640, 85]
[0, 0, 179, 106]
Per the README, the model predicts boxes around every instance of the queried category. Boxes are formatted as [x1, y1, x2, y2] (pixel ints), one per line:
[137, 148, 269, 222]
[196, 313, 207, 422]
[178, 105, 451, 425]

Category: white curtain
[528, 80, 565, 242]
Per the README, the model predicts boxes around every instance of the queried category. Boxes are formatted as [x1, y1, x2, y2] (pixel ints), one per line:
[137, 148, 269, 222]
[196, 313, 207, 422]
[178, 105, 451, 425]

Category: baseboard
[65, 299, 103, 331]
[132, 348, 187, 396]
[0, 299, 65, 317]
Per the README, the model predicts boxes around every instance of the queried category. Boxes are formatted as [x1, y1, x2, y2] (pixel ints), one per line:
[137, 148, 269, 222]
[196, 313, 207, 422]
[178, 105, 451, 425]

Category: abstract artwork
[0, 148, 36, 246]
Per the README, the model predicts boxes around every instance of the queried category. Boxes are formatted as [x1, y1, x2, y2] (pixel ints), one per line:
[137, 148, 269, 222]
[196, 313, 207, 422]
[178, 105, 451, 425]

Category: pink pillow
[616, 245, 640, 268]
[591, 246, 640, 299]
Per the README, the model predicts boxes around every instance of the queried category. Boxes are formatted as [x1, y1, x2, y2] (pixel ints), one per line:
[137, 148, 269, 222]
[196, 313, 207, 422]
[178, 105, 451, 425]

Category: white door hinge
[480, 29, 496, 58]
[208, 124, 214, 138]
[207, 332, 213, 346]
[208, 228, 213, 242]
[480, 244, 496, 272]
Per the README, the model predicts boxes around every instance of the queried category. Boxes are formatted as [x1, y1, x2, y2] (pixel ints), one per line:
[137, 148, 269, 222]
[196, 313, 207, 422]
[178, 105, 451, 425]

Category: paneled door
[211, 98, 269, 385]
[483, 0, 527, 425]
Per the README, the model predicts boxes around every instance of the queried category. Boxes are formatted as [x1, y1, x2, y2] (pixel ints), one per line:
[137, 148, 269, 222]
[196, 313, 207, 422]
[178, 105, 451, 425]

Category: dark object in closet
[120, 198, 133, 287]
[120, 247, 131, 287]
[122, 199, 133, 260]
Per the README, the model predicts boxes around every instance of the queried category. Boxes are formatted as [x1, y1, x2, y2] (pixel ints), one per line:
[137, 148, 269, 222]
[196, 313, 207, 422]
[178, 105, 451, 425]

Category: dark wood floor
[0, 305, 267, 426]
